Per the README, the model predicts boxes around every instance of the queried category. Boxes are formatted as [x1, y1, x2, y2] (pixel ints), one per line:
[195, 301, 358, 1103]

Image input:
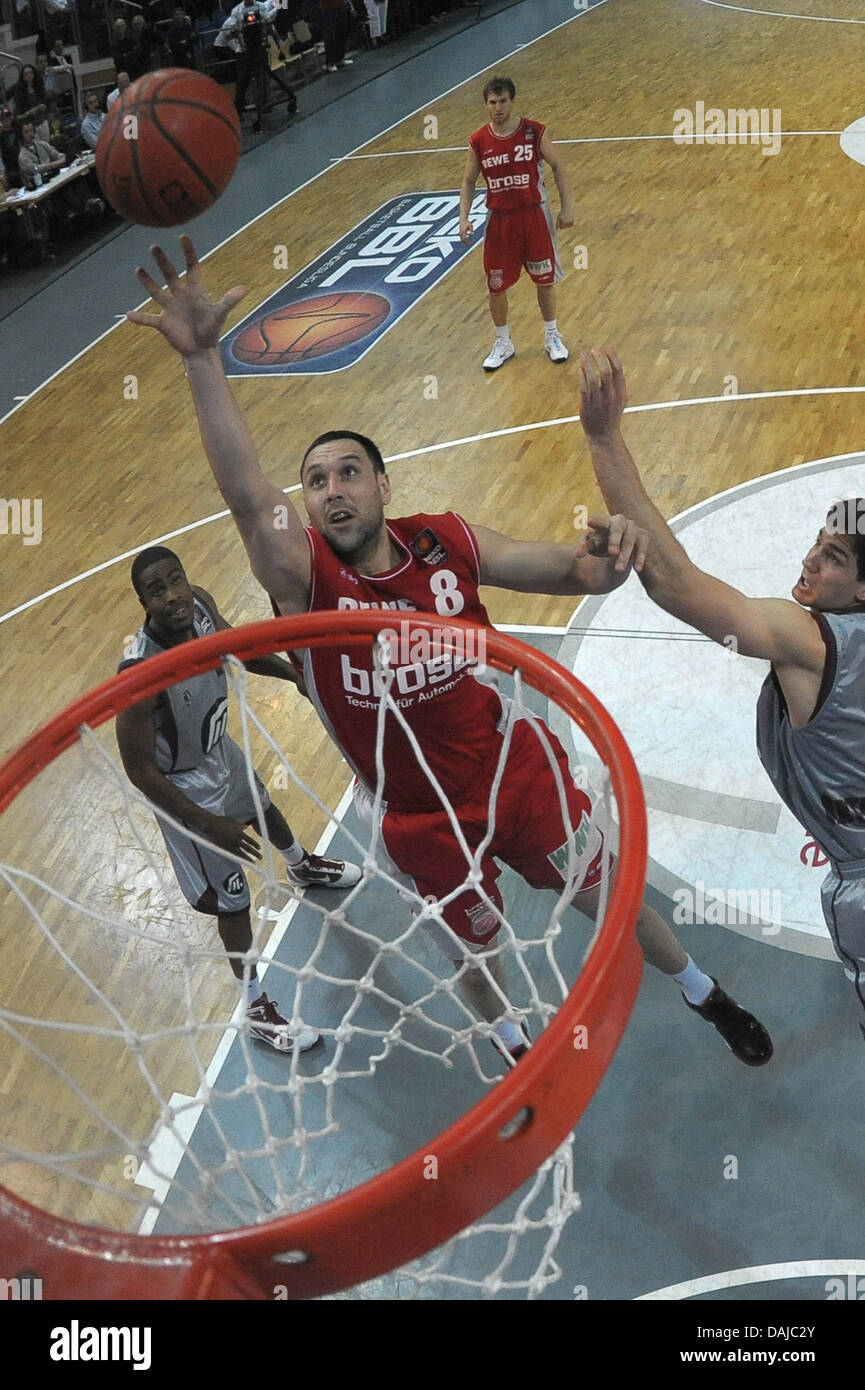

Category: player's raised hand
[578, 348, 628, 439]
[127, 235, 248, 358]
[575, 514, 648, 575]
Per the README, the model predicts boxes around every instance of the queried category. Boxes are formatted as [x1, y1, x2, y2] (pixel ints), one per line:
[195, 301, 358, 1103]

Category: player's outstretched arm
[472, 516, 647, 596]
[127, 237, 310, 612]
[579, 348, 824, 670]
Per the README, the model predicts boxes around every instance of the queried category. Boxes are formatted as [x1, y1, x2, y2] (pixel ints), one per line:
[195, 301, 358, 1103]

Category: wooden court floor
[2, 0, 865, 1247]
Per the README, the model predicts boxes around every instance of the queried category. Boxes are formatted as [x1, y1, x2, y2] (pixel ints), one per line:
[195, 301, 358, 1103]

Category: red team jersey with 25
[468, 117, 548, 211]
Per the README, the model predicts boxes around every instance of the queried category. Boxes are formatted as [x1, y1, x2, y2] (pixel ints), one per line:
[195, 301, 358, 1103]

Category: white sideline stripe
[496, 624, 569, 636]
[637, 1259, 865, 1299]
[134, 781, 355, 1235]
[0, 3, 605, 432]
[338, 130, 842, 159]
[5, 386, 865, 631]
[697, 0, 865, 23]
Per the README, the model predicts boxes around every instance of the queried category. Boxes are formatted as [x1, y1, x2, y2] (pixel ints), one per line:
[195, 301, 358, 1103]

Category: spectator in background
[364, 0, 386, 45]
[111, 17, 143, 79]
[80, 90, 105, 149]
[0, 107, 21, 181]
[107, 71, 131, 109]
[47, 34, 72, 67]
[17, 116, 65, 185]
[130, 13, 157, 75]
[12, 65, 50, 141]
[319, 0, 352, 72]
[163, 8, 198, 68]
[18, 118, 104, 237]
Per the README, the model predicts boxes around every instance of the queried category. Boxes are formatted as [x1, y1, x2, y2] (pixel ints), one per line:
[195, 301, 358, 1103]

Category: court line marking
[337, 130, 843, 159]
[637, 1259, 865, 1299]
[697, 0, 865, 22]
[0, 1, 609, 432]
[4, 389, 865, 630]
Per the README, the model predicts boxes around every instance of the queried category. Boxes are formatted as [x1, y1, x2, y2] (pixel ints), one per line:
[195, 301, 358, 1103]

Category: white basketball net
[0, 631, 617, 1300]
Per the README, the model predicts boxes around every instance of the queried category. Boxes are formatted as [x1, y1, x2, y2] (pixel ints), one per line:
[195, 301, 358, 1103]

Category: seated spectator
[17, 118, 104, 240]
[107, 71, 132, 109]
[17, 117, 65, 186]
[0, 107, 21, 184]
[163, 8, 198, 68]
[12, 65, 50, 142]
[47, 34, 72, 67]
[80, 90, 105, 150]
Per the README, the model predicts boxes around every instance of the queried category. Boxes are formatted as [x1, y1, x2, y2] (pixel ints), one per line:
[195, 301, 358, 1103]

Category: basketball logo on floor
[222, 191, 488, 376]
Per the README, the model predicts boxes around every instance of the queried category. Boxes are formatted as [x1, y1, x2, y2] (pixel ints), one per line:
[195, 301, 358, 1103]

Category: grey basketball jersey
[756, 609, 865, 863]
[119, 596, 235, 811]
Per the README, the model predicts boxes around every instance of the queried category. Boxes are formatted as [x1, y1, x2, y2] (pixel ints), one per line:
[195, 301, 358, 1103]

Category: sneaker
[246, 994, 321, 1054]
[490, 1022, 531, 1065]
[482, 337, 515, 372]
[684, 979, 773, 1066]
[339, 58, 354, 66]
[285, 851, 362, 890]
[544, 331, 569, 363]
[326, 64, 338, 71]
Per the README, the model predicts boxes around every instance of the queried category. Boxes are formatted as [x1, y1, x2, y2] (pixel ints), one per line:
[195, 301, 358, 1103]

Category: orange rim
[0, 613, 646, 1299]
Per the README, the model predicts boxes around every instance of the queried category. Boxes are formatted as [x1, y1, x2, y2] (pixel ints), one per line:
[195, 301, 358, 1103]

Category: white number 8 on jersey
[429, 569, 465, 616]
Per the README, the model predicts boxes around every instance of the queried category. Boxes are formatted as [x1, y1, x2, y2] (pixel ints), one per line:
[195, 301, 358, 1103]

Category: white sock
[495, 324, 511, 342]
[673, 958, 714, 1006]
[281, 840, 305, 867]
[244, 975, 264, 1010]
[494, 1020, 524, 1050]
[543, 318, 558, 338]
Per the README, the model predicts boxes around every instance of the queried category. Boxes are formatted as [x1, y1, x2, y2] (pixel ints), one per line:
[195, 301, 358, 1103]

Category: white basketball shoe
[483, 337, 516, 371]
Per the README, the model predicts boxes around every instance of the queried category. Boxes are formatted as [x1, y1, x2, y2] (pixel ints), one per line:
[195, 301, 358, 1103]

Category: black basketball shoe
[684, 979, 773, 1066]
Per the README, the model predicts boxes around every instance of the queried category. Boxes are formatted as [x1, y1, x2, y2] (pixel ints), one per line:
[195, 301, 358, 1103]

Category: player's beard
[323, 508, 385, 565]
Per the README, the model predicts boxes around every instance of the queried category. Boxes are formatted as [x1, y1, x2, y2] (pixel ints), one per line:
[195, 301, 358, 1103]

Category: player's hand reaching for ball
[575, 514, 648, 576]
[578, 348, 628, 439]
[127, 236, 248, 358]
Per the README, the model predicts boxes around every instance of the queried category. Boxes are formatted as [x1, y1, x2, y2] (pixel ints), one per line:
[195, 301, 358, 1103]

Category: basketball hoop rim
[0, 612, 647, 1300]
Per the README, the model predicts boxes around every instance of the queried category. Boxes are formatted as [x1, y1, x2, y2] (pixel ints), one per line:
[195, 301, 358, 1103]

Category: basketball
[231, 292, 392, 364]
[94, 70, 241, 227]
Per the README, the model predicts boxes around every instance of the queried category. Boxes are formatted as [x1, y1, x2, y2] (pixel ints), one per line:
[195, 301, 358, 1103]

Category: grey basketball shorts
[158, 757, 272, 917]
[821, 858, 865, 1029]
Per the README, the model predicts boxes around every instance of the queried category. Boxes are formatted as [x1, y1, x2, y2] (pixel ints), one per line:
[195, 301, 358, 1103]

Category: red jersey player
[460, 76, 574, 372]
[127, 238, 773, 1070]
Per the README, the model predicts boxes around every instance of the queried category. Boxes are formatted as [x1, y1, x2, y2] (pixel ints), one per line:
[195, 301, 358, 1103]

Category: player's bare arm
[472, 517, 648, 595]
[578, 347, 826, 676]
[459, 145, 481, 242]
[116, 694, 263, 860]
[190, 585, 302, 686]
[127, 237, 311, 614]
[538, 130, 574, 230]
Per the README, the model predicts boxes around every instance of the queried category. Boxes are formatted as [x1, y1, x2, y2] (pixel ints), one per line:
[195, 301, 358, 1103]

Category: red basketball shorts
[379, 716, 605, 954]
[482, 204, 561, 294]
